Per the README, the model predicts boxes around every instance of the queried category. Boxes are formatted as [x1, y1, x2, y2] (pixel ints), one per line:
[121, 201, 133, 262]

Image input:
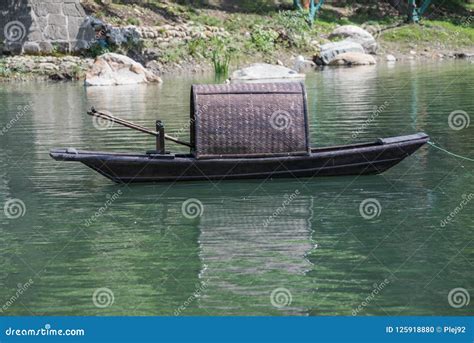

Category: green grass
[212, 49, 230, 79]
[159, 44, 188, 64]
[126, 18, 141, 26]
[382, 20, 474, 47]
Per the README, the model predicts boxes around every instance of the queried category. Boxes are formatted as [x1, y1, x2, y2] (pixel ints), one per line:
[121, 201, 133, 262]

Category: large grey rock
[328, 52, 377, 66]
[23, 42, 40, 54]
[230, 63, 305, 83]
[329, 25, 377, 54]
[107, 26, 141, 45]
[38, 41, 54, 54]
[85, 53, 162, 87]
[319, 40, 365, 65]
[386, 54, 397, 62]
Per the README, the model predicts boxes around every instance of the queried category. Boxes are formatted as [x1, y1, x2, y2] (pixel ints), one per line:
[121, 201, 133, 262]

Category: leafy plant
[87, 41, 111, 58]
[0, 62, 12, 77]
[250, 26, 278, 53]
[159, 45, 186, 64]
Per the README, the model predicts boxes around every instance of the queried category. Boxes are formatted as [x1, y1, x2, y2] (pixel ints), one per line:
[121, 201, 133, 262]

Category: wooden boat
[50, 83, 429, 183]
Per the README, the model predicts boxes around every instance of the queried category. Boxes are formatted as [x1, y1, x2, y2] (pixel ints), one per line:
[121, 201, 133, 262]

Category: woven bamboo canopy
[190, 82, 310, 159]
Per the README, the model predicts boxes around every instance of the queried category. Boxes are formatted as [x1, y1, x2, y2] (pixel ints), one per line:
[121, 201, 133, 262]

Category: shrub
[250, 26, 278, 53]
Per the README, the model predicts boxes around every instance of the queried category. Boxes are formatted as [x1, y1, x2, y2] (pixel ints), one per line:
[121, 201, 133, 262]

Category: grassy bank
[80, 0, 474, 68]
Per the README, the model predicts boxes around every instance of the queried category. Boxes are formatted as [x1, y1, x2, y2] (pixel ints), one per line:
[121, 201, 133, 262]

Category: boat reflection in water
[194, 184, 316, 315]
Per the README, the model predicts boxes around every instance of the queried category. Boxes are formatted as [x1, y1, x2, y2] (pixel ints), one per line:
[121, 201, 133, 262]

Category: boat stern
[377, 132, 429, 146]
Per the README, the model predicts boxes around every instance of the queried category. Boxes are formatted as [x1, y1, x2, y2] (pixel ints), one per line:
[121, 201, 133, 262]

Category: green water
[0, 61, 472, 316]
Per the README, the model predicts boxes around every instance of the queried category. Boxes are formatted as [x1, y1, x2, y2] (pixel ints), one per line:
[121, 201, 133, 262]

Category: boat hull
[50, 133, 429, 183]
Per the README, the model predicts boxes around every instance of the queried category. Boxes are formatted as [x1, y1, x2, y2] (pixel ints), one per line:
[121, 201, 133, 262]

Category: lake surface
[0, 61, 472, 316]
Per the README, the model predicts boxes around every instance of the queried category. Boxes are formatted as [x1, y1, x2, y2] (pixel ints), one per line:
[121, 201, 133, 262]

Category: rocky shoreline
[0, 55, 92, 81]
[1, 21, 473, 83]
[1, 46, 472, 83]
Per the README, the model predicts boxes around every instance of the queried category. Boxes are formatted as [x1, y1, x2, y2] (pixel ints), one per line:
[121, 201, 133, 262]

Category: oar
[87, 108, 192, 148]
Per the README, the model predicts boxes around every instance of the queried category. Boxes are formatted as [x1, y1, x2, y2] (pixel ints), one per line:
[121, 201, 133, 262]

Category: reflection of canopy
[197, 193, 314, 315]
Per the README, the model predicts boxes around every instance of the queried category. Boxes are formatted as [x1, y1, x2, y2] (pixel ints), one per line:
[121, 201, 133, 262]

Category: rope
[427, 141, 474, 162]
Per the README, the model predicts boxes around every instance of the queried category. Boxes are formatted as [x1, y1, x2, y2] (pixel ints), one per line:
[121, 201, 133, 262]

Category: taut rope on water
[427, 141, 474, 162]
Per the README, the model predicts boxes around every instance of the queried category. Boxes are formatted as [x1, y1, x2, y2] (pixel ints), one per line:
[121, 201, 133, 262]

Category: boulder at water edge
[230, 63, 305, 83]
[318, 40, 365, 65]
[328, 52, 377, 66]
[328, 25, 378, 54]
[85, 53, 162, 86]
[386, 54, 397, 62]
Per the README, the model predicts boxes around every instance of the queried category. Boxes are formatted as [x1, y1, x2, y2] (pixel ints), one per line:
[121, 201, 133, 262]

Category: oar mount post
[156, 120, 165, 154]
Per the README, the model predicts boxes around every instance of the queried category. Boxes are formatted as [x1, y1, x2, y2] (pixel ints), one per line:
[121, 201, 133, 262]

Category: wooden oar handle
[88, 108, 192, 148]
